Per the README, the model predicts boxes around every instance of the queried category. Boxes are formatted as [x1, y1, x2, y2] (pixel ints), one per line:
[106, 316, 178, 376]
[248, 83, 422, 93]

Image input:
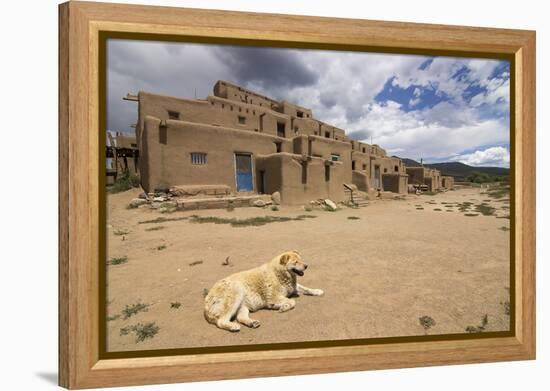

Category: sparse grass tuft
[457, 201, 473, 212]
[139, 216, 187, 225]
[464, 213, 479, 217]
[347, 216, 360, 220]
[145, 226, 165, 231]
[434, 208, 442, 211]
[475, 203, 496, 216]
[416, 207, 424, 210]
[271, 205, 279, 211]
[170, 302, 182, 309]
[189, 214, 316, 227]
[156, 244, 167, 251]
[113, 228, 129, 236]
[202, 288, 209, 297]
[226, 203, 235, 212]
[126, 203, 139, 209]
[419, 315, 436, 334]
[499, 226, 510, 231]
[109, 171, 140, 194]
[421, 191, 437, 196]
[189, 260, 203, 266]
[108, 256, 128, 266]
[487, 186, 509, 199]
[465, 314, 489, 333]
[120, 322, 159, 343]
[107, 314, 120, 321]
[122, 303, 149, 319]
[503, 301, 510, 316]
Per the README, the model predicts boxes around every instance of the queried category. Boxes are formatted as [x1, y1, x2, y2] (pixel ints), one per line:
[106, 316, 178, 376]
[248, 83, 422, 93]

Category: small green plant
[347, 216, 361, 220]
[122, 303, 149, 319]
[503, 301, 510, 315]
[271, 205, 279, 211]
[113, 228, 129, 236]
[108, 256, 128, 266]
[145, 226, 165, 231]
[226, 203, 235, 212]
[499, 226, 510, 231]
[465, 314, 489, 333]
[457, 201, 473, 212]
[170, 302, 182, 309]
[475, 203, 496, 216]
[487, 186, 509, 199]
[419, 315, 436, 334]
[156, 244, 167, 251]
[120, 322, 159, 343]
[109, 171, 140, 194]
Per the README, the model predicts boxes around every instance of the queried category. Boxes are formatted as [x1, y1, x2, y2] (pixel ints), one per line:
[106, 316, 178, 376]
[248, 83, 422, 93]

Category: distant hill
[396, 157, 510, 181]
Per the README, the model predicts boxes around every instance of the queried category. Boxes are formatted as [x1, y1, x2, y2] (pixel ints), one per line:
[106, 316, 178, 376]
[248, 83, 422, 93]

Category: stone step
[175, 194, 271, 211]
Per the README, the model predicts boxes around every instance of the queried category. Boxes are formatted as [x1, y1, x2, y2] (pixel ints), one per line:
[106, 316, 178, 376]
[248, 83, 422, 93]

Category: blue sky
[108, 40, 510, 167]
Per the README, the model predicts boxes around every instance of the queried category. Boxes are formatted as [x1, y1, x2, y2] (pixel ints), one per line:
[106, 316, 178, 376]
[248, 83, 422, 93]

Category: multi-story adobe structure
[128, 80, 409, 205]
[441, 175, 455, 190]
[405, 166, 443, 192]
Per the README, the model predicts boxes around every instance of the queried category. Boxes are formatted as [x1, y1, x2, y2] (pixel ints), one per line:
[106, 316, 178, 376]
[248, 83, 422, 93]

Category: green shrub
[122, 303, 149, 319]
[108, 256, 128, 266]
[109, 171, 141, 194]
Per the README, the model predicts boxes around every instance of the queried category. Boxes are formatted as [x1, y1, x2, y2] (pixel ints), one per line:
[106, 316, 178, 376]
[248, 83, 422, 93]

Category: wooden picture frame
[59, 1, 536, 389]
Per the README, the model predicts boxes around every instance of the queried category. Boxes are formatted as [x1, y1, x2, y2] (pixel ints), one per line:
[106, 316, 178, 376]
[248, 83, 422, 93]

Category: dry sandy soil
[106, 187, 511, 352]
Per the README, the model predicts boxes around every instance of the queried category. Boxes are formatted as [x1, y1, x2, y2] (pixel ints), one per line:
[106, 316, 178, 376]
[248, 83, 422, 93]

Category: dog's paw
[278, 300, 295, 312]
[228, 324, 241, 332]
[250, 320, 261, 328]
[312, 289, 324, 296]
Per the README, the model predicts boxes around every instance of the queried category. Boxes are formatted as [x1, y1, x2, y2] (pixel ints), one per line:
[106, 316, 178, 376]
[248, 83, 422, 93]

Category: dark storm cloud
[212, 46, 318, 90]
[106, 40, 234, 134]
[319, 92, 337, 108]
[347, 130, 370, 141]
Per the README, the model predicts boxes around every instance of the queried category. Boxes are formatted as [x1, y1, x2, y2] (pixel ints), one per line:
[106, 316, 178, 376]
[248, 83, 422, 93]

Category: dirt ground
[106, 187, 511, 352]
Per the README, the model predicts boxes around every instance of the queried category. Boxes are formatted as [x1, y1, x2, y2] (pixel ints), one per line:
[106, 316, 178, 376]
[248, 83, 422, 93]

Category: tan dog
[204, 250, 324, 332]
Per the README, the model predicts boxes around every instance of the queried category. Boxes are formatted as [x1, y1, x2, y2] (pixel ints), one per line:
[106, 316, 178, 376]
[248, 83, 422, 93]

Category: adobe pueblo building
[127, 81, 442, 206]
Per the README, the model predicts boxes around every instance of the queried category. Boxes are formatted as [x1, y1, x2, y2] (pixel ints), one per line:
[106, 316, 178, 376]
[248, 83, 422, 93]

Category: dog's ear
[279, 253, 291, 265]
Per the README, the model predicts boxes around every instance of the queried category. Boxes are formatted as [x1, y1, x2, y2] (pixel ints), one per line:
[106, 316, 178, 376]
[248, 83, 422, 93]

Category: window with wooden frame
[190, 152, 207, 165]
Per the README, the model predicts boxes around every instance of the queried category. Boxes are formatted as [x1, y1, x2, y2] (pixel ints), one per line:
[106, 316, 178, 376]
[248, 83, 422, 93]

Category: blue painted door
[235, 154, 253, 192]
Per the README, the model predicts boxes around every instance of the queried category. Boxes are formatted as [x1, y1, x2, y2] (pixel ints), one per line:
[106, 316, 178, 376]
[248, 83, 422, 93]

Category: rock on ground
[324, 199, 337, 211]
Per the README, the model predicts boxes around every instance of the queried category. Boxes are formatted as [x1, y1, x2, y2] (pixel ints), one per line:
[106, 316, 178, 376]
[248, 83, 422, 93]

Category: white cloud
[449, 146, 510, 167]
[348, 100, 508, 161]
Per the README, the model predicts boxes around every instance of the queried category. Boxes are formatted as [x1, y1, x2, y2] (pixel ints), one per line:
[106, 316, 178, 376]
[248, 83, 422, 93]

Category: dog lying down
[204, 250, 324, 332]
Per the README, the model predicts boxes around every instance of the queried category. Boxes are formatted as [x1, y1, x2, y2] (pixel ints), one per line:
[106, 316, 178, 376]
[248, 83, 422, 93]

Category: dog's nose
[304, 264, 308, 270]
